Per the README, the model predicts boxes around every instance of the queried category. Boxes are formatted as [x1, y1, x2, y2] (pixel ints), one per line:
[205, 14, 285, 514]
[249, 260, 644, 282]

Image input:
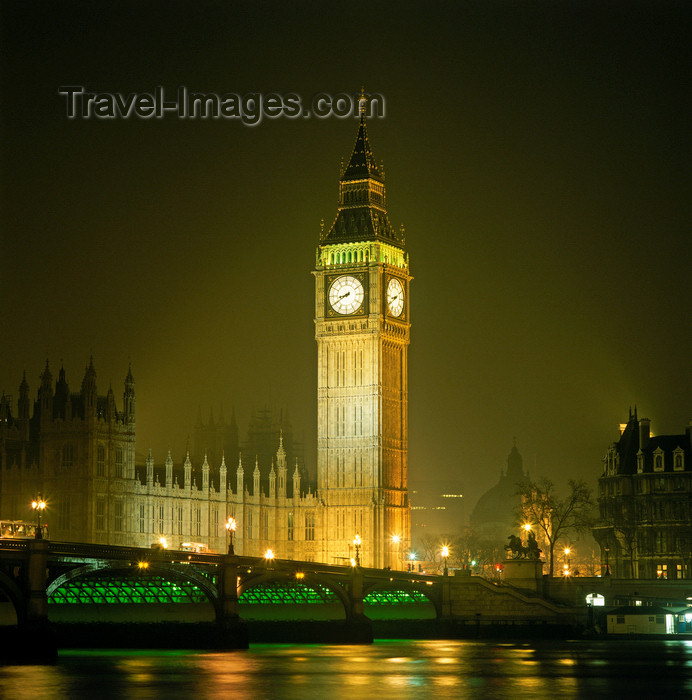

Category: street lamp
[563, 547, 571, 576]
[31, 494, 46, 539]
[604, 545, 610, 576]
[264, 548, 274, 567]
[225, 516, 237, 555]
[353, 534, 361, 567]
[441, 545, 449, 576]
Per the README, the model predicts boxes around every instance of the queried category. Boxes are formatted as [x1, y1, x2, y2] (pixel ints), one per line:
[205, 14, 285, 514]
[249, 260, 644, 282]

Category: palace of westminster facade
[0, 113, 412, 569]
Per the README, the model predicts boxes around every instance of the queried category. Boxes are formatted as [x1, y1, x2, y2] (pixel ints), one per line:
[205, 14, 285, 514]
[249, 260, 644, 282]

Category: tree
[517, 477, 594, 576]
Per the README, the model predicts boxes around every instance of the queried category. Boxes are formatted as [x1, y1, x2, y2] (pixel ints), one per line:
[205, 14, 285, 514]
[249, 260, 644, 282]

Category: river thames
[2, 638, 692, 699]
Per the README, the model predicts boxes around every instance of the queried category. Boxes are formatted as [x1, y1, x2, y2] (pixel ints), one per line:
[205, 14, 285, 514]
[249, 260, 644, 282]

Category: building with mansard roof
[592, 409, 692, 579]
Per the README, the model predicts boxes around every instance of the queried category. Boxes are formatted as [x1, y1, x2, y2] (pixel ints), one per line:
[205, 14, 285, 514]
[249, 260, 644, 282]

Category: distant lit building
[592, 410, 692, 579]
[470, 442, 528, 545]
[410, 482, 464, 537]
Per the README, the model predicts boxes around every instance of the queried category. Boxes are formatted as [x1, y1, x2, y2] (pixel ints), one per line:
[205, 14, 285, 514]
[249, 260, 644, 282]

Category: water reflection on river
[2, 638, 692, 699]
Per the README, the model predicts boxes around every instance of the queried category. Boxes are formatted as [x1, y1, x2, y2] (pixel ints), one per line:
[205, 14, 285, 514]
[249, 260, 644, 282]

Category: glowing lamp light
[159, 537, 168, 549]
[523, 523, 532, 532]
[264, 548, 274, 561]
[408, 552, 416, 561]
[441, 545, 449, 576]
[31, 495, 47, 539]
[226, 516, 237, 555]
[352, 533, 362, 567]
[296, 572, 305, 580]
[138, 561, 149, 570]
[392, 534, 401, 544]
[350, 558, 356, 567]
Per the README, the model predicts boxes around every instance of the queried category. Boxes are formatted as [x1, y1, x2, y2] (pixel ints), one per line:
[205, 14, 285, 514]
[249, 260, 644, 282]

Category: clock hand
[338, 291, 351, 300]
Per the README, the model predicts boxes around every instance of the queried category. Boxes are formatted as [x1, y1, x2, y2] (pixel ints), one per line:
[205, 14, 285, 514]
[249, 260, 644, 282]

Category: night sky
[2, 1, 690, 516]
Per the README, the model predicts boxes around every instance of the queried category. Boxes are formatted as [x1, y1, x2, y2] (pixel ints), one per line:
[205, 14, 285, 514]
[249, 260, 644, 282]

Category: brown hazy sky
[1, 1, 690, 513]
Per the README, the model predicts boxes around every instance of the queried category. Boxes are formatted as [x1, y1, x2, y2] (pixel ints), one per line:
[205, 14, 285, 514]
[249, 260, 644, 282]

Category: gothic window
[247, 511, 253, 538]
[194, 507, 201, 536]
[139, 504, 145, 533]
[62, 444, 74, 469]
[114, 501, 124, 532]
[655, 531, 665, 553]
[305, 511, 315, 541]
[58, 498, 70, 530]
[262, 510, 268, 539]
[654, 450, 664, 472]
[656, 563, 668, 579]
[637, 451, 644, 473]
[158, 505, 164, 534]
[287, 512, 294, 541]
[115, 448, 123, 478]
[97, 445, 105, 476]
[177, 506, 183, 536]
[336, 509, 343, 540]
[96, 499, 105, 531]
[337, 454, 345, 487]
[212, 507, 218, 533]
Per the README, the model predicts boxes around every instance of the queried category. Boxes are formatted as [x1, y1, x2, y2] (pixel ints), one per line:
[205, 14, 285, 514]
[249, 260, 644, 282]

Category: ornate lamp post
[441, 545, 449, 576]
[225, 516, 237, 555]
[31, 494, 46, 539]
[604, 545, 610, 576]
[563, 547, 571, 576]
[408, 551, 416, 572]
[353, 534, 361, 567]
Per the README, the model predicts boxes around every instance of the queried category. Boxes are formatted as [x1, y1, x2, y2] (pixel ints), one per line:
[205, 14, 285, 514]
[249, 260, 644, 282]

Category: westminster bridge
[2, 540, 691, 660]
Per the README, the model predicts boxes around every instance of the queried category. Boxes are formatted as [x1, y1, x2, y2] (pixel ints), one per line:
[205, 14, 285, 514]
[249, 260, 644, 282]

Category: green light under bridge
[49, 575, 207, 605]
[240, 581, 338, 604]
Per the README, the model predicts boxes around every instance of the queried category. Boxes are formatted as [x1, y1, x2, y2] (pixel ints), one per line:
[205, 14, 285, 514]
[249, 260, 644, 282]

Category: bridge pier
[1, 539, 58, 663]
[215, 555, 249, 648]
[344, 567, 373, 643]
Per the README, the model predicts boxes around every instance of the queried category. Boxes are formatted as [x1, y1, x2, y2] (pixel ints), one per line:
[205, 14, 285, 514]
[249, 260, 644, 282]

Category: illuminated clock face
[386, 278, 404, 317]
[329, 275, 364, 315]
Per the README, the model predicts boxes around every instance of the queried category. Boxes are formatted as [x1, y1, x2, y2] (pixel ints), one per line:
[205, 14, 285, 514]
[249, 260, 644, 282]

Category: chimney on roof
[639, 418, 651, 450]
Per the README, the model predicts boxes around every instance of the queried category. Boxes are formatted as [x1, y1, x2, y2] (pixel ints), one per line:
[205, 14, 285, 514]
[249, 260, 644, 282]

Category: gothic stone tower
[314, 111, 411, 568]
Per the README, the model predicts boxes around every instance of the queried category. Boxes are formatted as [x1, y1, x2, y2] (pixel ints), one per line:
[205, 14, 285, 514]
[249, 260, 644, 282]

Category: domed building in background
[470, 442, 528, 546]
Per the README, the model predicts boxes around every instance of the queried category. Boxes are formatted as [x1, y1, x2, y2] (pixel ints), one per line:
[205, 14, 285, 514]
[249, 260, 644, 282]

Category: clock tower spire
[314, 112, 411, 569]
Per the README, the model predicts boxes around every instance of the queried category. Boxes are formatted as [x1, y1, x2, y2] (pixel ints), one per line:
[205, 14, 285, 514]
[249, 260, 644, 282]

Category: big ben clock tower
[314, 106, 411, 569]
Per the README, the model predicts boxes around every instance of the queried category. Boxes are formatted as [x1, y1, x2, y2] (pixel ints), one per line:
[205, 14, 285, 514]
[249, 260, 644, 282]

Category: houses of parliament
[0, 112, 412, 569]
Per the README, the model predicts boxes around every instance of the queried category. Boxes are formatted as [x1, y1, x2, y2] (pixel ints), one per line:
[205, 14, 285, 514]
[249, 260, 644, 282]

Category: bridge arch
[362, 580, 439, 620]
[47, 562, 219, 623]
[0, 570, 24, 625]
[238, 571, 351, 621]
